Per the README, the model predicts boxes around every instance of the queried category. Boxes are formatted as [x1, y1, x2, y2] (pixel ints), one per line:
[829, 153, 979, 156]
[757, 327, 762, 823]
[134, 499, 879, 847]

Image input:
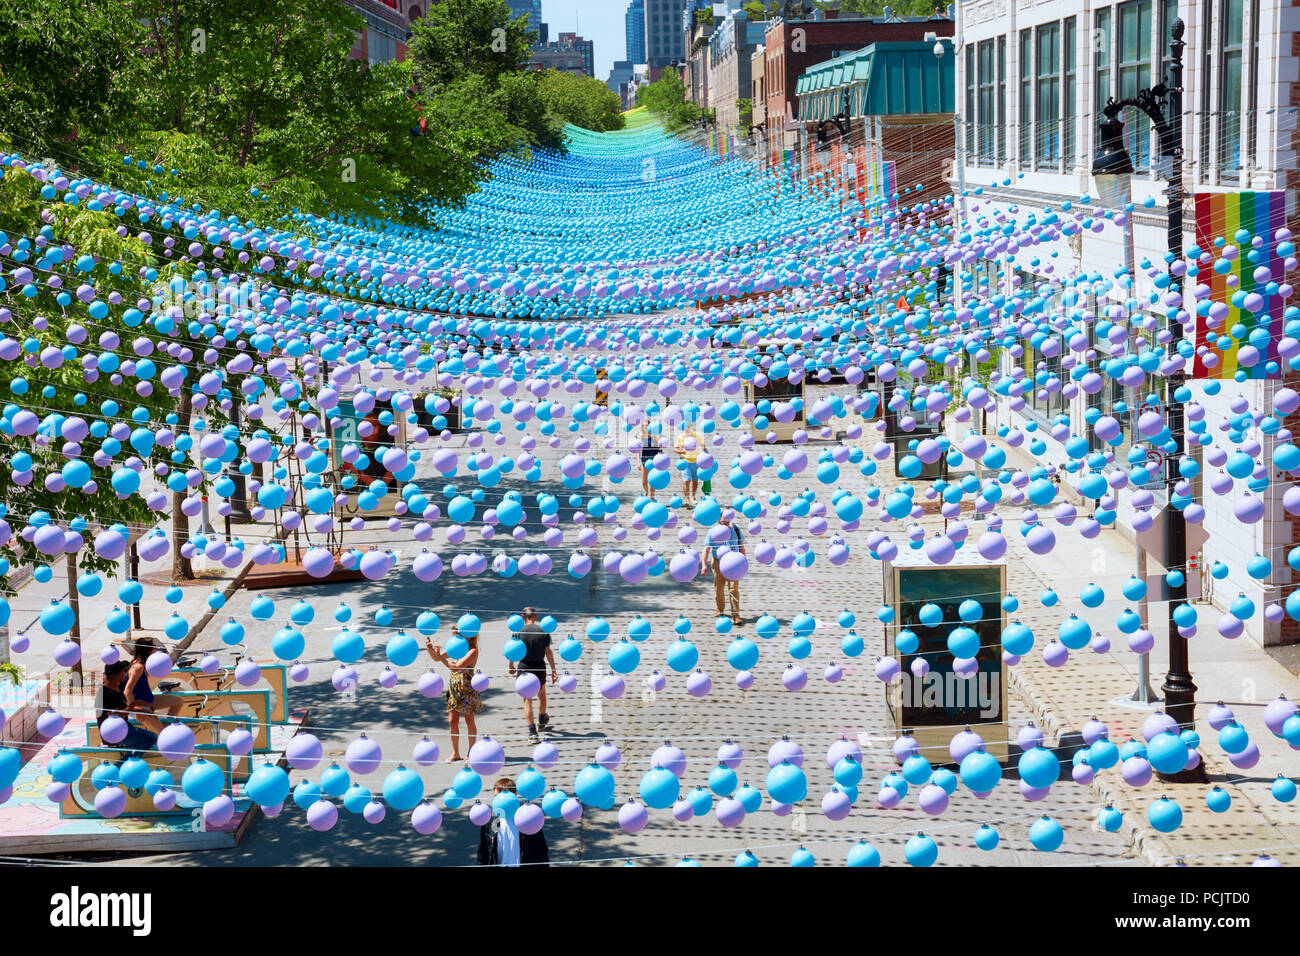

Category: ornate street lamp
[1091, 18, 1200, 780]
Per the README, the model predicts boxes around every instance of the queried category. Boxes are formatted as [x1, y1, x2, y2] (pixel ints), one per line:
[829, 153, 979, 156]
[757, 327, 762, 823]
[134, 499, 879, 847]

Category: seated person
[97, 661, 158, 757]
[123, 637, 183, 733]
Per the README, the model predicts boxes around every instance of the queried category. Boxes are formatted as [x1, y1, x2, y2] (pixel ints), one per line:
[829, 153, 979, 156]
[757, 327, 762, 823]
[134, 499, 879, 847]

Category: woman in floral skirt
[425, 626, 482, 761]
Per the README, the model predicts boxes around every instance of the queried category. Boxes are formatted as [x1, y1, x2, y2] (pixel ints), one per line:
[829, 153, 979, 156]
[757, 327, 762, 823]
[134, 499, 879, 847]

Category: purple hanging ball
[1019, 780, 1051, 801]
[618, 800, 649, 833]
[53, 641, 82, 668]
[1043, 642, 1069, 667]
[204, 794, 235, 827]
[363, 800, 386, 824]
[918, 783, 949, 815]
[515, 672, 541, 698]
[782, 665, 808, 691]
[716, 796, 746, 827]
[153, 787, 178, 811]
[307, 798, 338, 831]
[686, 671, 712, 697]
[290, 662, 310, 683]
[94, 786, 127, 818]
[1263, 696, 1299, 736]
[1026, 525, 1056, 555]
[99, 715, 128, 744]
[468, 801, 493, 826]
[875, 657, 901, 682]
[876, 786, 901, 809]
[735, 670, 755, 689]
[412, 801, 443, 834]
[821, 788, 853, 820]
[302, 547, 335, 578]
[560, 797, 584, 822]
[157, 722, 196, 760]
[1227, 740, 1260, 770]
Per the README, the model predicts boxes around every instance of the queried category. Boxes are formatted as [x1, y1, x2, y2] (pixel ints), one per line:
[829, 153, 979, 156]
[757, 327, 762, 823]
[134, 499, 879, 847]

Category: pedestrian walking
[509, 606, 557, 743]
[425, 626, 482, 761]
[701, 509, 745, 624]
[638, 419, 661, 499]
[676, 420, 703, 505]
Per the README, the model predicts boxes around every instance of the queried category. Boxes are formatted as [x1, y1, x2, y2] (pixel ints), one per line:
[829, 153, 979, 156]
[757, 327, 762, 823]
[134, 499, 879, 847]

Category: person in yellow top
[675, 422, 703, 506]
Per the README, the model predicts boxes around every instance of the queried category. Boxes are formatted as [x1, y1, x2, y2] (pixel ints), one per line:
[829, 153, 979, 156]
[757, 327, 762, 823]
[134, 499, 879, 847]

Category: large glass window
[1118, 1, 1152, 172]
[966, 44, 976, 160]
[1036, 24, 1061, 165]
[978, 40, 995, 163]
[997, 36, 1007, 162]
[1019, 30, 1033, 163]
[1063, 18, 1077, 168]
[1219, 0, 1243, 180]
[1095, 8, 1112, 115]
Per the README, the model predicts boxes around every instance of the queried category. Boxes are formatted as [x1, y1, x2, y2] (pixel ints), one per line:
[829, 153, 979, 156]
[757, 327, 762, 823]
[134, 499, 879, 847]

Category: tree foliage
[0, 0, 575, 227]
[635, 72, 702, 133]
[537, 72, 627, 133]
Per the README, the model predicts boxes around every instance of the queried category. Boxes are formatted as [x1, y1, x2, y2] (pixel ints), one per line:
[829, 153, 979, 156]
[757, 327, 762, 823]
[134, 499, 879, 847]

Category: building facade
[762, 11, 955, 168]
[343, 0, 425, 65]
[707, 9, 769, 134]
[953, 0, 1300, 645]
[627, 0, 647, 64]
[791, 40, 955, 211]
[645, 0, 688, 77]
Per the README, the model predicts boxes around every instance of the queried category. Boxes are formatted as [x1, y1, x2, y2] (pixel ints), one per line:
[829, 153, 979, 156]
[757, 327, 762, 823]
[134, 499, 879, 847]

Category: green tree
[408, 0, 538, 89]
[635, 71, 702, 133]
[537, 71, 627, 133]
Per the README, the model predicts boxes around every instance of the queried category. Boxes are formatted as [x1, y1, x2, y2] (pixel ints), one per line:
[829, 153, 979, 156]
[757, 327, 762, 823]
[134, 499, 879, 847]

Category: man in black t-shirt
[508, 606, 557, 743]
[96, 661, 158, 758]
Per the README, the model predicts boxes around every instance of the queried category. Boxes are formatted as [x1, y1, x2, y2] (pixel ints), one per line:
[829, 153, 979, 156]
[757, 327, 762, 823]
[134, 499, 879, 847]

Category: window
[1063, 18, 1077, 168]
[966, 44, 976, 160]
[1019, 30, 1033, 163]
[1159, 0, 1178, 81]
[1095, 8, 1111, 115]
[1036, 24, 1060, 165]
[1246, 0, 1259, 174]
[978, 41, 995, 163]
[997, 37, 1007, 162]
[1219, 0, 1243, 180]
[1118, 1, 1152, 172]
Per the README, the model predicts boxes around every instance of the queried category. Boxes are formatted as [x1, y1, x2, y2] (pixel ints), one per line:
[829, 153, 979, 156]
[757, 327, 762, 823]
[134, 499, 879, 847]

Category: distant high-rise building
[529, 31, 595, 78]
[504, 0, 546, 41]
[625, 0, 646, 63]
[643, 0, 686, 74]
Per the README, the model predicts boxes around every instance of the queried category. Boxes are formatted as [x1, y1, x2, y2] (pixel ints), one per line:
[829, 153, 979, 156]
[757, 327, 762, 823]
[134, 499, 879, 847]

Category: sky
[541, 0, 630, 80]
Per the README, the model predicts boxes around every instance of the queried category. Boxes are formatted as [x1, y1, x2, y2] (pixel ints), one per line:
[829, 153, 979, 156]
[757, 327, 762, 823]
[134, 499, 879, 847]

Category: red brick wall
[763, 17, 954, 165]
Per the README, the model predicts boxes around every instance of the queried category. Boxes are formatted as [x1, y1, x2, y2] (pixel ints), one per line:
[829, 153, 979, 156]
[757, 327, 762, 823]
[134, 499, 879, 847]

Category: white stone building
[952, 0, 1300, 645]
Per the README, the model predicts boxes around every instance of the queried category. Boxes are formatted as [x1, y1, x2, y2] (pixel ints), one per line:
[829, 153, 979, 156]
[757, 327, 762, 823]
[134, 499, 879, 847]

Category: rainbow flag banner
[1192, 190, 1287, 379]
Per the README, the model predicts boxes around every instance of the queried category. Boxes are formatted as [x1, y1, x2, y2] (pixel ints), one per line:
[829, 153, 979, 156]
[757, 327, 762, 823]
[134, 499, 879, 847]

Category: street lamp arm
[1101, 93, 1178, 157]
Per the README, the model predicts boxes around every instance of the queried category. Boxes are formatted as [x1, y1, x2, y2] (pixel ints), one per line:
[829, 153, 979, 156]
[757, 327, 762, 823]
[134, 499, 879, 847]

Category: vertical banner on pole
[1191, 191, 1285, 380]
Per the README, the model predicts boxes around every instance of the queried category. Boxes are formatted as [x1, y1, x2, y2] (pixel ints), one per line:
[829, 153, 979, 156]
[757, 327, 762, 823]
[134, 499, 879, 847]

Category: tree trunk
[172, 386, 194, 580]
[66, 552, 83, 680]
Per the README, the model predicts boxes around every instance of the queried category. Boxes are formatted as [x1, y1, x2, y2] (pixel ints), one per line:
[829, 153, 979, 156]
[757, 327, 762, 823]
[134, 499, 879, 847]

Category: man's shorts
[683, 462, 699, 481]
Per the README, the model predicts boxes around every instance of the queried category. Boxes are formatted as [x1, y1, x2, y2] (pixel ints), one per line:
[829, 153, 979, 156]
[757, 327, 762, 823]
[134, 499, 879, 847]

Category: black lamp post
[1091, 18, 1200, 780]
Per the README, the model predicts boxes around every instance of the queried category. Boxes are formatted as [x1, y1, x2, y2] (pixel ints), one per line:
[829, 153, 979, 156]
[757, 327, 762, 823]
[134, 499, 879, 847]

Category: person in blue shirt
[700, 509, 745, 624]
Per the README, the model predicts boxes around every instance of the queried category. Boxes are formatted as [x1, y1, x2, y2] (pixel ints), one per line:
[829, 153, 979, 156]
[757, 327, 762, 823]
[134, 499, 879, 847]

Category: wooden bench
[89, 690, 272, 752]
[60, 745, 240, 819]
[165, 664, 288, 724]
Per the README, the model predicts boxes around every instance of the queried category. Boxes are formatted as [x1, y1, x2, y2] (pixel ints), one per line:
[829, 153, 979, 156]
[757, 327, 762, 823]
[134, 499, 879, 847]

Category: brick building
[761, 11, 955, 168]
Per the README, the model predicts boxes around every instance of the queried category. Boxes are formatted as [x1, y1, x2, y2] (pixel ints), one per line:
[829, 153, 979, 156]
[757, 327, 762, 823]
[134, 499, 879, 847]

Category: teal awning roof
[794, 42, 955, 122]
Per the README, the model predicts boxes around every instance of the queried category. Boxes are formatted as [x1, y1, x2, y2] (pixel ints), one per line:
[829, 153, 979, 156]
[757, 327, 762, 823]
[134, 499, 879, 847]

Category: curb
[1004, 662, 1178, 865]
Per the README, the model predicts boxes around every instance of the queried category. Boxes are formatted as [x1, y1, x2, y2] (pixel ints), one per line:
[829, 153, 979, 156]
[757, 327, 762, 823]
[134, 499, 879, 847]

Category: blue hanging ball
[897, 628, 920, 655]
[1029, 815, 1064, 851]
[1147, 796, 1183, 832]
[1079, 583, 1105, 608]
[902, 754, 933, 786]
[1098, 805, 1124, 832]
[1017, 747, 1060, 789]
[1270, 776, 1297, 803]
[250, 595, 276, 620]
[918, 603, 943, 627]
[1247, 555, 1272, 580]
[735, 850, 760, 867]
[1205, 786, 1232, 813]
[765, 762, 807, 805]
[574, 763, 616, 809]
[245, 763, 290, 807]
[904, 832, 939, 867]
[974, 823, 1000, 850]
[384, 765, 426, 810]
[1146, 732, 1190, 774]
[959, 750, 1002, 793]
[846, 841, 881, 866]
[789, 847, 816, 867]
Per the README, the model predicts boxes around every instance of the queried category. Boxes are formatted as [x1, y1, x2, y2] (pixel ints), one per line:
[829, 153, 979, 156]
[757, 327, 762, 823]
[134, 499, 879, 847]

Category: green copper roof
[795, 42, 955, 121]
